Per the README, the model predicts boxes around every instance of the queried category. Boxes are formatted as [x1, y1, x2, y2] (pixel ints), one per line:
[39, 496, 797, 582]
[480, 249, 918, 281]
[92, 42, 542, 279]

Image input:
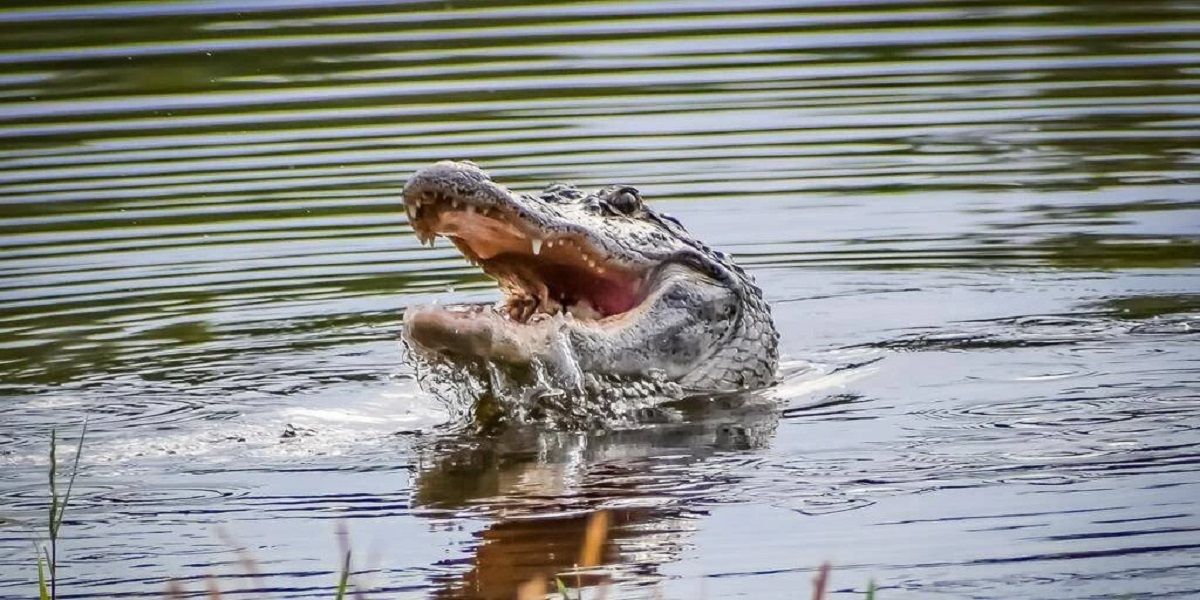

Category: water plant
[29, 431, 874, 599]
[36, 421, 88, 600]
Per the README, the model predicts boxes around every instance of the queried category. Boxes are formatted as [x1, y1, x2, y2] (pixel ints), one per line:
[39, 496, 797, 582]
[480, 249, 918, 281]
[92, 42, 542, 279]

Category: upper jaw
[402, 161, 685, 272]
[404, 162, 659, 323]
[402, 161, 516, 247]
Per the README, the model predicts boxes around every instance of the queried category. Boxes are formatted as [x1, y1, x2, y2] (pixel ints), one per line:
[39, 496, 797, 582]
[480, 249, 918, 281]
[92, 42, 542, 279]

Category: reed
[36, 420, 88, 600]
[31, 435, 876, 599]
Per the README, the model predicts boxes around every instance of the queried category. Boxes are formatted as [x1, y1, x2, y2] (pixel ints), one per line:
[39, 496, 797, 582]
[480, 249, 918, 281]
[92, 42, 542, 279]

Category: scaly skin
[401, 161, 778, 418]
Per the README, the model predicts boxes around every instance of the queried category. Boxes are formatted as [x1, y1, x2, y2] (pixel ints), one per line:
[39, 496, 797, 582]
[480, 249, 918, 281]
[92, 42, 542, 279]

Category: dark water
[1, 1, 1199, 598]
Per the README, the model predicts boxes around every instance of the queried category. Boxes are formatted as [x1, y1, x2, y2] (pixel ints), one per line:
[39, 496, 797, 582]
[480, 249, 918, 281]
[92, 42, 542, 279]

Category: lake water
[1, 1, 1198, 598]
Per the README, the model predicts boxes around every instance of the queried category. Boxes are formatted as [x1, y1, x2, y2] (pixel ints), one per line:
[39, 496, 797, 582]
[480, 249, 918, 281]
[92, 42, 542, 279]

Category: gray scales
[401, 161, 778, 427]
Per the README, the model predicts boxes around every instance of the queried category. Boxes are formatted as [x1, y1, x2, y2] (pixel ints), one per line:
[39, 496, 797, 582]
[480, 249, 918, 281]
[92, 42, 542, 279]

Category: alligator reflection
[411, 395, 780, 599]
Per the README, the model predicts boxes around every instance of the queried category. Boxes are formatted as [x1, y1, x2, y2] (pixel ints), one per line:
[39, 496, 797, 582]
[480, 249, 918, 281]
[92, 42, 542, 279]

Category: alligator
[401, 161, 778, 426]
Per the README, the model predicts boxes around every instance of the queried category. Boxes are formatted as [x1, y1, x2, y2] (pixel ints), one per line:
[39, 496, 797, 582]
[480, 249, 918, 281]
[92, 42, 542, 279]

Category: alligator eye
[608, 187, 642, 215]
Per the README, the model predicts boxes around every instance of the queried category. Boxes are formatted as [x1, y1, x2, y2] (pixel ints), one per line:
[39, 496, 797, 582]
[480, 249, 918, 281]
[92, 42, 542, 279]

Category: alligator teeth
[531, 237, 543, 255]
[568, 300, 600, 320]
[416, 229, 435, 248]
[541, 298, 563, 316]
[465, 204, 476, 215]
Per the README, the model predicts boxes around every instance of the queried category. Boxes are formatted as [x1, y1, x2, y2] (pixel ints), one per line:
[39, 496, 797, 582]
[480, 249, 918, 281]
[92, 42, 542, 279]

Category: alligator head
[401, 161, 777, 423]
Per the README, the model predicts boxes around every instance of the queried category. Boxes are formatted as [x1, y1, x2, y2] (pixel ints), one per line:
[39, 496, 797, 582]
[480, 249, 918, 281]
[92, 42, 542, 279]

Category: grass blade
[578, 510, 609, 568]
[204, 575, 223, 599]
[334, 550, 351, 600]
[56, 419, 88, 530]
[36, 552, 50, 600]
[47, 429, 57, 540]
[811, 561, 831, 600]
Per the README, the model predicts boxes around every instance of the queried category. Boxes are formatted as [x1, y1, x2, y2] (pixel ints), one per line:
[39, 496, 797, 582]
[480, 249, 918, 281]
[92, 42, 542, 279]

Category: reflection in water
[412, 393, 780, 599]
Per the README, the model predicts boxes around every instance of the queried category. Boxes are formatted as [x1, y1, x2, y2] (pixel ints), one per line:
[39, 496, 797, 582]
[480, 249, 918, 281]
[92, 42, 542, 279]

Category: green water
[1, 1, 1198, 598]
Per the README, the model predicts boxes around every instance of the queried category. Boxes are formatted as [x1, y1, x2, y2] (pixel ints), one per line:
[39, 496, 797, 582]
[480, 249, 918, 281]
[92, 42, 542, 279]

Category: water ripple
[1, 0, 1198, 598]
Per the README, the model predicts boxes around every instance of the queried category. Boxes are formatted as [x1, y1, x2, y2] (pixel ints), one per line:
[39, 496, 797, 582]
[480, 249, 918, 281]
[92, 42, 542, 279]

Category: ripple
[93, 486, 246, 507]
[0, 482, 125, 513]
[916, 396, 1143, 430]
[1, 0, 1199, 597]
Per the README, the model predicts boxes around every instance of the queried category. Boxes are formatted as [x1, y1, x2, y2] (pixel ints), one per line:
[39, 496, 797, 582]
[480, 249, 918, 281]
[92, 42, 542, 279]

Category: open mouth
[406, 190, 651, 324]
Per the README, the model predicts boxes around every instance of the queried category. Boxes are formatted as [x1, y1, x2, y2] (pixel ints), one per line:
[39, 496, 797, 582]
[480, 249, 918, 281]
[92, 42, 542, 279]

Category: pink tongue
[589, 277, 638, 316]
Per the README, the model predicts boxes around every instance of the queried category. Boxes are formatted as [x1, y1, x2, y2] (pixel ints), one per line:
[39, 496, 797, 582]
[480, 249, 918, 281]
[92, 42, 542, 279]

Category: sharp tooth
[569, 300, 600, 320]
[465, 205, 476, 215]
[451, 200, 460, 209]
[405, 203, 416, 220]
[531, 238, 543, 255]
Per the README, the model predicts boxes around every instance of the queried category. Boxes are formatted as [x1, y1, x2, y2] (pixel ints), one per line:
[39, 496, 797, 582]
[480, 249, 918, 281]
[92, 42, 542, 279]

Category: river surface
[1, 1, 1199, 598]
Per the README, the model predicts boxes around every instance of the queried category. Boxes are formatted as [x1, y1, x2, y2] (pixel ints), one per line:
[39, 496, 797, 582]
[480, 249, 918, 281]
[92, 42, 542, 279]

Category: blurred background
[1, 1, 1198, 598]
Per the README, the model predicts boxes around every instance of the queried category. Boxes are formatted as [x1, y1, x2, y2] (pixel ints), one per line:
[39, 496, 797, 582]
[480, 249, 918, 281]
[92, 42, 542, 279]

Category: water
[1, 0, 1198, 598]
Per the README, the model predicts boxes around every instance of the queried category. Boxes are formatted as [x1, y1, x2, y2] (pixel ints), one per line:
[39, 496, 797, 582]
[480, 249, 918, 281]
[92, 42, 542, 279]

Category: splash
[402, 336, 685, 432]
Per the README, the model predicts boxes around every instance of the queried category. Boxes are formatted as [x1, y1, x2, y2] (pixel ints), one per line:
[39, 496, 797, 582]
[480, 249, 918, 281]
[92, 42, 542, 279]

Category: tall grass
[37, 420, 88, 600]
[32, 421, 361, 599]
[30, 430, 875, 599]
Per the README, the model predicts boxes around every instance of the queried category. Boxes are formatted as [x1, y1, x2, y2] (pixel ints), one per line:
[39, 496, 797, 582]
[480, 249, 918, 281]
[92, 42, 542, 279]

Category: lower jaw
[402, 292, 646, 367]
[402, 265, 682, 355]
[402, 302, 575, 354]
